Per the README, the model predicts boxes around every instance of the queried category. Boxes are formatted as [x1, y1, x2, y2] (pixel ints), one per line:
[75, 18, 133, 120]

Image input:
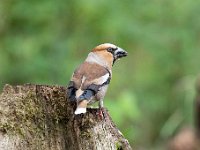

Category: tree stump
[0, 84, 132, 150]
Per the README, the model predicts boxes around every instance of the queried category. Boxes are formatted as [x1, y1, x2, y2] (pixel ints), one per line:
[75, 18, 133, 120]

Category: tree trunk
[0, 84, 132, 150]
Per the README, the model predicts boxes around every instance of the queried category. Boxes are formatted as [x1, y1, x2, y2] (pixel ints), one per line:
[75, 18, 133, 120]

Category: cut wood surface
[0, 84, 132, 150]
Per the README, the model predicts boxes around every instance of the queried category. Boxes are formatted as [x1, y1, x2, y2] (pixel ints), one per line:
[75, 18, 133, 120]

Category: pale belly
[88, 85, 109, 105]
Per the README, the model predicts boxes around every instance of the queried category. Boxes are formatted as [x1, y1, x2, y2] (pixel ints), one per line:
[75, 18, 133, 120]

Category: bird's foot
[96, 107, 106, 120]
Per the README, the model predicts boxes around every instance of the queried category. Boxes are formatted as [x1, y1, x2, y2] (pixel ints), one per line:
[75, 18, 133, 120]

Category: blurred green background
[0, 0, 200, 149]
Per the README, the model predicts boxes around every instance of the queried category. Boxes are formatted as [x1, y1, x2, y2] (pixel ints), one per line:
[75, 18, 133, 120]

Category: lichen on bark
[0, 84, 132, 150]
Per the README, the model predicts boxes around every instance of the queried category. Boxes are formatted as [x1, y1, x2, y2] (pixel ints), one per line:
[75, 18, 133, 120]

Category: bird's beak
[115, 47, 128, 59]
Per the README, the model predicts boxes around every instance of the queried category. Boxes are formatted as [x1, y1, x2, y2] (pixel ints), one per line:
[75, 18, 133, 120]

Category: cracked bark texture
[0, 84, 132, 150]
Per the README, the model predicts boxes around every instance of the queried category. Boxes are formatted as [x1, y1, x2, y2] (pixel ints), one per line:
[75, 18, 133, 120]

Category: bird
[67, 43, 127, 116]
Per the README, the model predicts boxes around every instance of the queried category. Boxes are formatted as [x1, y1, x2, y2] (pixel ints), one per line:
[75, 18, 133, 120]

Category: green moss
[0, 87, 46, 149]
[81, 131, 92, 138]
[0, 122, 14, 133]
[116, 141, 123, 150]
[0, 85, 70, 149]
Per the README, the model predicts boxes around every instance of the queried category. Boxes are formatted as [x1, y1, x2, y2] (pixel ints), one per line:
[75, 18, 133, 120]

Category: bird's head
[92, 43, 128, 67]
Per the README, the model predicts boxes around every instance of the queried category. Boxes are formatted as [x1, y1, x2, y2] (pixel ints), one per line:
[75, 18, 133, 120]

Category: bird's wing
[67, 62, 111, 101]
[76, 62, 111, 91]
[73, 62, 111, 115]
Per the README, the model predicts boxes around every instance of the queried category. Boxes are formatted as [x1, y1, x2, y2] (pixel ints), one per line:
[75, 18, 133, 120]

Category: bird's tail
[75, 100, 88, 115]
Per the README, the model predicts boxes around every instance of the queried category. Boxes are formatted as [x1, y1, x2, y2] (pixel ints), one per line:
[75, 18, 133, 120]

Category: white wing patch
[100, 73, 110, 83]
[92, 73, 110, 85]
[76, 76, 86, 98]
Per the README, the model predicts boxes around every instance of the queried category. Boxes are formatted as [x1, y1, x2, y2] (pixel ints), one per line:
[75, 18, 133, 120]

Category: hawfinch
[67, 43, 127, 115]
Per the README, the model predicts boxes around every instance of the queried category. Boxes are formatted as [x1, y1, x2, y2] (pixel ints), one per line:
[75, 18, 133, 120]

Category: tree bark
[0, 84, 132, 150]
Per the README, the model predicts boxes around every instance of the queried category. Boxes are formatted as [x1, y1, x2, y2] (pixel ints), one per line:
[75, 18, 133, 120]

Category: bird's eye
[107, 47, 117, 53]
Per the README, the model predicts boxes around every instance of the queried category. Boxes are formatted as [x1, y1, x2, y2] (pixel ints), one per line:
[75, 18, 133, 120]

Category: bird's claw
[96, 108, 106, 120]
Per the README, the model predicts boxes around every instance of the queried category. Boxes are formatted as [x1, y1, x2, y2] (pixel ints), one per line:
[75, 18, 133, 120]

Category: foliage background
[0, 0, 200, 149]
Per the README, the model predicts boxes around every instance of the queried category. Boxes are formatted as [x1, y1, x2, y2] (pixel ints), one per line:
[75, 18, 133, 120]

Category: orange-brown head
[91, 43, 127, 68]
